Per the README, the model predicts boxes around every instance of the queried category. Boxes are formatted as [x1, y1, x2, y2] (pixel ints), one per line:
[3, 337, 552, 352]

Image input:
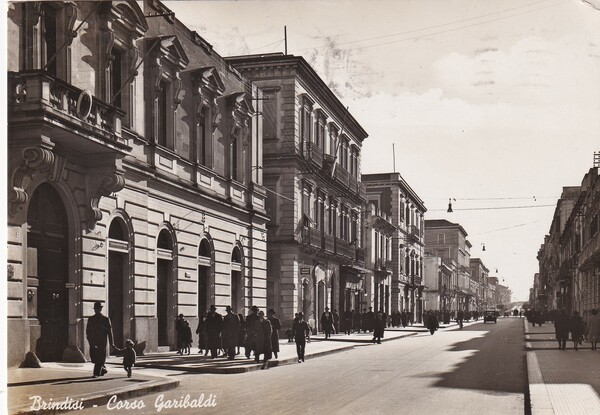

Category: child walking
[123, 339, 137, 377]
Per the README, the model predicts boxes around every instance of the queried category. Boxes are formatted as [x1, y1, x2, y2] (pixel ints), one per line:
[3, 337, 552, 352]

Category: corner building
[227, 53, 368, 330]
[6, 1, 268, 366]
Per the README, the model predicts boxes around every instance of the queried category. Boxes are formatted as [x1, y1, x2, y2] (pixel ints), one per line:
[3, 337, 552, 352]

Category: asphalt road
[78, 317, 527, 415]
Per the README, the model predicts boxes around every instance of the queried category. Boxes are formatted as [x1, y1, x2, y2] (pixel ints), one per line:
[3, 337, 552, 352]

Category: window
[192, 67, 224, 168]
[42, 6, 57, 77]
[302, 183, 312, 228]
[197, 107, 208, 166]
[438, 234, 445, 244]
[314, 111, 326, 148]
[591, 215, 599, 238]
[262, 89, 279, 140]
[300, 98, 313, 155]
[157, 80, 169, 148]
[110, 49, 124, 109]
[328, 124, 339, 157]
[328, 198, 338, 236]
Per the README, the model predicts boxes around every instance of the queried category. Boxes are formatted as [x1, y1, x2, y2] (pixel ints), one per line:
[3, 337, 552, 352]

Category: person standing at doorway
[294, 312, 311, 363]
[86, 301, 115, 378]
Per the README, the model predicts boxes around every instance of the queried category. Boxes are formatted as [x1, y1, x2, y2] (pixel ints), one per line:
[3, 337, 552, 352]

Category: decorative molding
[86, 171, 126, 229]
[64, 3, 78, 45]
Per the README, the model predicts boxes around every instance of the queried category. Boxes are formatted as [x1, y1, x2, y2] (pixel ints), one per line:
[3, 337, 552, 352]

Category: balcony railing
[408, 225, 420, 242]
[334, 166, 349, 187]
[301, 227, 322, 250]
[324, 233, 335, 254]
[348, 174, 358, 193]
[579, 231, 600, 270]
[8, 71, 126, 150]
[336, 238, 354, 259]
[309, 142, 323, 168]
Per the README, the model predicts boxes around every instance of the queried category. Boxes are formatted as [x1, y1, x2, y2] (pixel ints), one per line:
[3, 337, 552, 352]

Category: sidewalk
[7, 362, 179, 415]
[107, 327, 428, 374]
[6, 323, 432, 413]
[524, 318, 600, 415]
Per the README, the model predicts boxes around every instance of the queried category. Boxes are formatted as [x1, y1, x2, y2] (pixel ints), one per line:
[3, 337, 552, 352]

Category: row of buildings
[5, 0, 511, 366]
[530, 166, 600, 320]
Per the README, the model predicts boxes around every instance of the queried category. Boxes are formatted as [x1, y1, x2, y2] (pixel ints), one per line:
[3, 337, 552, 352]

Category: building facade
[424, 219, 472, 314]
[364, 203, 395, 315]
[535, 167, 600, 319]
[6, 1, 268, 366]
[469, 258, 489, 311]
[227, 53, 368, 330]
[362, 173, 427, 322]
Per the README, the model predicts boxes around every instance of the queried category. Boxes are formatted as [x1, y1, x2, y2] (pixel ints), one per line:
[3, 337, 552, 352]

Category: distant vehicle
[483, 310, 497, 324]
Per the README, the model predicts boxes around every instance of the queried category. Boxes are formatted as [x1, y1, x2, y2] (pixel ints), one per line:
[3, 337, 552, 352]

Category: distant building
[424, 220, 472, 313]
[469, 258, 490, 311]
[362, 173, 426, 322]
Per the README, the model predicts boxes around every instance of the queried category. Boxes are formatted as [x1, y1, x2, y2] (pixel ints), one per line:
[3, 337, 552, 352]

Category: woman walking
[587, 309, 600, 351]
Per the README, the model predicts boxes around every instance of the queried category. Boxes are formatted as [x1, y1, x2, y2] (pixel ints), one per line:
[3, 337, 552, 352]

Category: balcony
[355, 247, 365, 264]
[579, 231, 600, 271]
[308, 142, 323, 168]
[348, 174, 358, 193]
[8, 71, 128, 155]
[336, 238, 354, 259]
[301, 227, 322, 250]
[334, 166, 349, 187]
[408, 225, 420, 242]
[324, 233, 335, 254]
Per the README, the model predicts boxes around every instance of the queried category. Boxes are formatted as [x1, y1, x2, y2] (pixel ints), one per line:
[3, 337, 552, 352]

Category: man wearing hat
[244, 306, 260, 359]
[86, 301, 114, 378]
[205, 305, 223, 358]
[222, 306, 240, 359]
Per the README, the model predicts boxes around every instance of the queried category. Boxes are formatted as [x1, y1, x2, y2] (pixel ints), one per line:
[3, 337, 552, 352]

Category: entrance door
[108, 251, 125, 349]
[198, 266, 208, 315]
[157, 259, 169, 346]
[28, 183, 69, 362]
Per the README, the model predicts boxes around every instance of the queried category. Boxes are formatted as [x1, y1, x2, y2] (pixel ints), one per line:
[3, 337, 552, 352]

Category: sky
[165, 0, 600, 301]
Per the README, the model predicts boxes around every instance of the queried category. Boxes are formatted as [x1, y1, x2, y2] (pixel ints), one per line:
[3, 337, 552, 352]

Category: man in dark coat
[343, 310, 353, 335]
[570, 311, 585, 351]
[175, 314, 186, 355]
[554, 309, 569, 350]
[294, 312, 311, 363]
[205, 305, 223, 358]
[254, 311, 273, 368]
[267, 309, 281, 359]
[353, 310, 362, 333]
[222, 306, 240, 360]
[373, 312, 385, 344]
[320, 307, 335, 339]
[245, 306, 260, 358]
[86, 301, 114, 378]
[332, 309, 340, 334]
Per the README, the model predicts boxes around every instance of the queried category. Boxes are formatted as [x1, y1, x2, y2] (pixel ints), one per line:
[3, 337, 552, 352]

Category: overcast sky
[166, 0, 600, 301]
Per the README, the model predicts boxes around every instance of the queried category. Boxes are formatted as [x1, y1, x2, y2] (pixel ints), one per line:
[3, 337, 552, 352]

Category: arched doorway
[231, 246, 243, 313]
[28, 183, 69, 361]
[108, 218, 130, 352]
[198, 239, 212, 316]
[156, 229, 174, 347]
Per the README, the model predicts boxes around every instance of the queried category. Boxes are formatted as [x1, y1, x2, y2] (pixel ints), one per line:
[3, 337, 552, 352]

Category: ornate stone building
[6, 0, 268, 366]
[362, 173, 426, 321]
[227, 53, 368, 330]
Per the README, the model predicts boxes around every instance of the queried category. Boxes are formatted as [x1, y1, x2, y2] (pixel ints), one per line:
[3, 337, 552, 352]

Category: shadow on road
[432, 320, 527, 394]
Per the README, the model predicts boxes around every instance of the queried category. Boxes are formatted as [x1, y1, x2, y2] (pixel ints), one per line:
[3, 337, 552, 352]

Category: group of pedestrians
[193, 305, 281, 369]
[340, 307, 391, 335]
[553, 308, 600, 351]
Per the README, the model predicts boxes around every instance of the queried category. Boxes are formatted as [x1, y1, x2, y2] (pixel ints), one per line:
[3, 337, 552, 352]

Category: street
[77, 318, 526, 415]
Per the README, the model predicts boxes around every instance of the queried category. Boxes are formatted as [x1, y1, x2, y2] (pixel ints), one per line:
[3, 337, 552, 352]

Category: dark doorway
[198, 239, 211, 315]
[157, 230, 173, 347]
[28, 183, 69, 362]
[108, 219, 129, 352]
[231, 247, 243, 313]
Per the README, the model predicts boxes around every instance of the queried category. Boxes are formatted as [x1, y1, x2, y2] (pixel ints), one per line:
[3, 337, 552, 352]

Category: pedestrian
[364, 307, 375, 333]
[195, 311, 207, 354]
[426, 310, 439, 335]
[254, 311, 273, 369]
[353, 309, 362, 333]
[245, 306, 260, 358]
[401, 310, 408, 328]
[320, 307, 335, 339]
[570, 311, 585, 351]
[332, 309, 340, 334]
[237, 313, 246, 355]
[122, 339, 136, 378]
[587, 309, 600, 351]
[175, 314, 186, 355]
[343, 310, 353, 335]
[205, 305, 223, 358]
[457, 310, 464, 329]
[267, 309, 281, 359]
[86, 301, 115, 378]
[373, 312, 385, 344]
[554, 309, 569, 351]
[181, 320, 192, 355]
[294, 312, 311, 363]
[222, 306, 240, 360]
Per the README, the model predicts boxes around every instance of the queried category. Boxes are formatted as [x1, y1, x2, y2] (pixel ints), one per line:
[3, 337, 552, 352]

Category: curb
[10, 374, 179, 415]
[129, 332, 419, 374]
